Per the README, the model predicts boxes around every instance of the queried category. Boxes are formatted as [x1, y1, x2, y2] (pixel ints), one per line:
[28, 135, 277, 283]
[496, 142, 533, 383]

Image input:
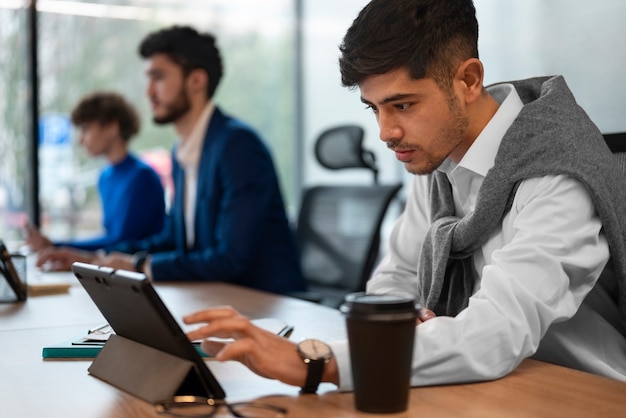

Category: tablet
[71, 262, 225, 400]
[0, 240, 27, 302]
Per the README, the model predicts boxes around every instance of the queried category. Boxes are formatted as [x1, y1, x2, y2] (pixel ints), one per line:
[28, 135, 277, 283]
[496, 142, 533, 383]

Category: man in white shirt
[183, 0, 626, 391]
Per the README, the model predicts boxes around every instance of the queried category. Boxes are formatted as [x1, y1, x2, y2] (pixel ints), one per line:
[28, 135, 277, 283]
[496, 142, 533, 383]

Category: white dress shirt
[175, 102, 215, 248]
[329, 84, 626, 390]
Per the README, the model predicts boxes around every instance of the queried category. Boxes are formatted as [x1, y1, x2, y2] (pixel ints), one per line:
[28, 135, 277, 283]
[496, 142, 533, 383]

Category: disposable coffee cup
[340, 292, 418, 413]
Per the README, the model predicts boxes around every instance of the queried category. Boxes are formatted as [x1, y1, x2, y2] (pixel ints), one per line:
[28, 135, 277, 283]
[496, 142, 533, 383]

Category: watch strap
[132, 251, 149, 273]
[301, 357, 326, 394]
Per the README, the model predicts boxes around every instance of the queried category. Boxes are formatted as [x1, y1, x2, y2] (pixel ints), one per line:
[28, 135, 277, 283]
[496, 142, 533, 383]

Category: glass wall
[301, 0, 626, 190]
[475, 0, 626, 133]
[301, 0, 399, 189]
[4, 0, 626, 247]
[0, 3, 30, 247]
[36, 0, 297, 242]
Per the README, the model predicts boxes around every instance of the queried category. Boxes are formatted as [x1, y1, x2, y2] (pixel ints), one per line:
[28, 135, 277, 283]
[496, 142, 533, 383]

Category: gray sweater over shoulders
[419, 75, 626, 329]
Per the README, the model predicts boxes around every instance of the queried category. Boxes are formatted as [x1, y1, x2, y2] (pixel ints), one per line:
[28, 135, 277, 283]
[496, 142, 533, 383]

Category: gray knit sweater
[418, 75, 626, 328]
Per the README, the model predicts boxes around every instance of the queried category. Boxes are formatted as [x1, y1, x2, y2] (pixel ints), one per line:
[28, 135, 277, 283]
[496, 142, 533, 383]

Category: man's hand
[184, 306, 339, 387]
[36, 246, 96, 271]
[36, 247, 135, 273]
[24, 224, 53, 252]
[100, 252, 134, 272]
[418, 307, 436, 324]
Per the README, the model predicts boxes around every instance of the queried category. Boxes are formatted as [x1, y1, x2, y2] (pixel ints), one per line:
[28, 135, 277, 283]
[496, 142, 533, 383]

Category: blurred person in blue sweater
[26, 91, 165, 252]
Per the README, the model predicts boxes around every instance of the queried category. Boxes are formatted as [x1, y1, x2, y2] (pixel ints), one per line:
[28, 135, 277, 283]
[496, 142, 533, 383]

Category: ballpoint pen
[87, 323, 112, 334]
[278, 325, 295, 339]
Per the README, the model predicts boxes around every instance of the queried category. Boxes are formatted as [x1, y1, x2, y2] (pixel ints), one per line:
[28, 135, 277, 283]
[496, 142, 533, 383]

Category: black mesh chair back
[314, 125, 379, 183]
[603, 132, 626, 172]
[295, 184, 402, 308]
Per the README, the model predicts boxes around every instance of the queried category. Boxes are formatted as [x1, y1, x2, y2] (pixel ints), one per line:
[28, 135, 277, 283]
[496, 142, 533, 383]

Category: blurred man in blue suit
[38, 26, 305, 295]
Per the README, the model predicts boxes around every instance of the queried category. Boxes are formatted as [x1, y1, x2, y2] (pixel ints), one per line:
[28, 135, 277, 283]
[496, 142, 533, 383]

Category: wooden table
[1, 273, 625, 417]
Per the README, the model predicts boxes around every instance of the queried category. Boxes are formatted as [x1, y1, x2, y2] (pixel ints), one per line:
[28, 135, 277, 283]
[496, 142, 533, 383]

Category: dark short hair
[70, 91, 140, 142]
[138, 25, 223, 98]
[339, 0, 479, 90]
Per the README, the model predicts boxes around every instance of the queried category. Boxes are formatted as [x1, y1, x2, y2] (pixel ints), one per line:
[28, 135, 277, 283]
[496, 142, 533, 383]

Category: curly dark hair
[138, 25, 223, 98]
[70, 91, 140, 142]
[339, 0, 479, 92]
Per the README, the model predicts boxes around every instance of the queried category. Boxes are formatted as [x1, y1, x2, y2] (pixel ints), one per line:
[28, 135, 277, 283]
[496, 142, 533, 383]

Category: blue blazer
[110, 108, 304, 295]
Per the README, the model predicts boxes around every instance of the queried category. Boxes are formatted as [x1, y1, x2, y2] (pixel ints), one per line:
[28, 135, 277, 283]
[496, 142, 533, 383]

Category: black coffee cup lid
[340, 292, 419, 315]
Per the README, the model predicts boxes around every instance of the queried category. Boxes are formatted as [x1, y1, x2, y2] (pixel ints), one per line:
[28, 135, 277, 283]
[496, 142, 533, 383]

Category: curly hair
[70, 91, 140, 142]
[339, 0, 479, 92]
[138, 25, 223, 98]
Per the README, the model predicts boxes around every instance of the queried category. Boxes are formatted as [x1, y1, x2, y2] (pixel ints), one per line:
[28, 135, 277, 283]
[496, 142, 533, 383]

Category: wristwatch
[296, 339, 333, 394]
[132, 251, 149, 273]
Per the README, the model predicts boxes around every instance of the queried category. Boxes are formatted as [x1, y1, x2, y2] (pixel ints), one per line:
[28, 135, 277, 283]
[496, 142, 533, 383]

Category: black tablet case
[71, 262, 226, 404]
[0, 241, 27, 302]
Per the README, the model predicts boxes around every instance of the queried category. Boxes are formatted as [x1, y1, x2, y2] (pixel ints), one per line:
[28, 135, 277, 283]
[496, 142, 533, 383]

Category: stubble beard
[404, 95, 469, 176]
[152, 89, 192, 125]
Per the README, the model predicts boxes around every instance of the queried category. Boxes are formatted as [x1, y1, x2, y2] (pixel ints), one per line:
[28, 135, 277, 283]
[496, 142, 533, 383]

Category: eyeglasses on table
[155, 395, 288, 418]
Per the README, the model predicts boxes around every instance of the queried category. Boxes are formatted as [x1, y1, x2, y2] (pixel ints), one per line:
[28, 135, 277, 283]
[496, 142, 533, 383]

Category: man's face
[144, 53, 191, 124]
[359, 67, 470, 175]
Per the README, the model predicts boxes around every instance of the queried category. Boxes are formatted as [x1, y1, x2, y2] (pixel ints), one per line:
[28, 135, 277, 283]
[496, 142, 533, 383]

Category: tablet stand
[88, 334, 211, 404]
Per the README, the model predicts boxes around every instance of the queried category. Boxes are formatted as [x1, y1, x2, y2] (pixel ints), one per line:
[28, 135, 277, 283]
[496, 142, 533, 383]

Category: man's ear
[455, 58, 484, 104]
[187, 68, 209, 95]
[102, 120, 121, 138]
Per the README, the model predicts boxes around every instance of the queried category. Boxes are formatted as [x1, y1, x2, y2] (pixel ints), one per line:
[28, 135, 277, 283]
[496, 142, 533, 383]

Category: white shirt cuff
[327, 339, 353, 391]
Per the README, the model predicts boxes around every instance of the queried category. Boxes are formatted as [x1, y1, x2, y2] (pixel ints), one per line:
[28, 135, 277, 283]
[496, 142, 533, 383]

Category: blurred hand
[184, 306, 339, 387]
[100, 251, 134, 272]
[36, 248, 136, 273]
[24, 224, 54, 252]
[36, 246, 96, 271]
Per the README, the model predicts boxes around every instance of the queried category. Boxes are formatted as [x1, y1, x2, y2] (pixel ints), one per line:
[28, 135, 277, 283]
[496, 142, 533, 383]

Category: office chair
[293, 125, 402, 308]
[314, 125, 379, 183]
[603, 132, 626, 171]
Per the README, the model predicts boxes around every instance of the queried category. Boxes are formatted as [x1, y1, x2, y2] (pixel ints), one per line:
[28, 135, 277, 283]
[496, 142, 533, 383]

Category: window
[35, 0, 297, 242]
[0, 3, 30, 246]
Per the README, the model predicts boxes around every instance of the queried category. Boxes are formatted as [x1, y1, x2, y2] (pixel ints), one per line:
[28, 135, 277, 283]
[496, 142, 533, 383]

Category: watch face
[298, 339, 332, 360]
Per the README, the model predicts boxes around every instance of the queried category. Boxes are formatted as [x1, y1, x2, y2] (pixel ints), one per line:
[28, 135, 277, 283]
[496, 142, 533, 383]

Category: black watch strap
[132, 251, 149, 273]
[301, 358, 326, 394]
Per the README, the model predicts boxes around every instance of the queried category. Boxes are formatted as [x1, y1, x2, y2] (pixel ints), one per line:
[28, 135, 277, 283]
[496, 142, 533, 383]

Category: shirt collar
[175, 101, 215, 170]
[186, 101, 215, 145]
[440, 83, 524, 177]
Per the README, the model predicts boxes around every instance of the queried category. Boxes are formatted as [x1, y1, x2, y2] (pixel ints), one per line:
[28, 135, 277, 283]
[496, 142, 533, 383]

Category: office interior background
[1, 0, 625, 246]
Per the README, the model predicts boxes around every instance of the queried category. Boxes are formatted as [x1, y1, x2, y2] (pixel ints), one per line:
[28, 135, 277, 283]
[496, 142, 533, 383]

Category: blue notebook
[42, 336, 210, 359]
